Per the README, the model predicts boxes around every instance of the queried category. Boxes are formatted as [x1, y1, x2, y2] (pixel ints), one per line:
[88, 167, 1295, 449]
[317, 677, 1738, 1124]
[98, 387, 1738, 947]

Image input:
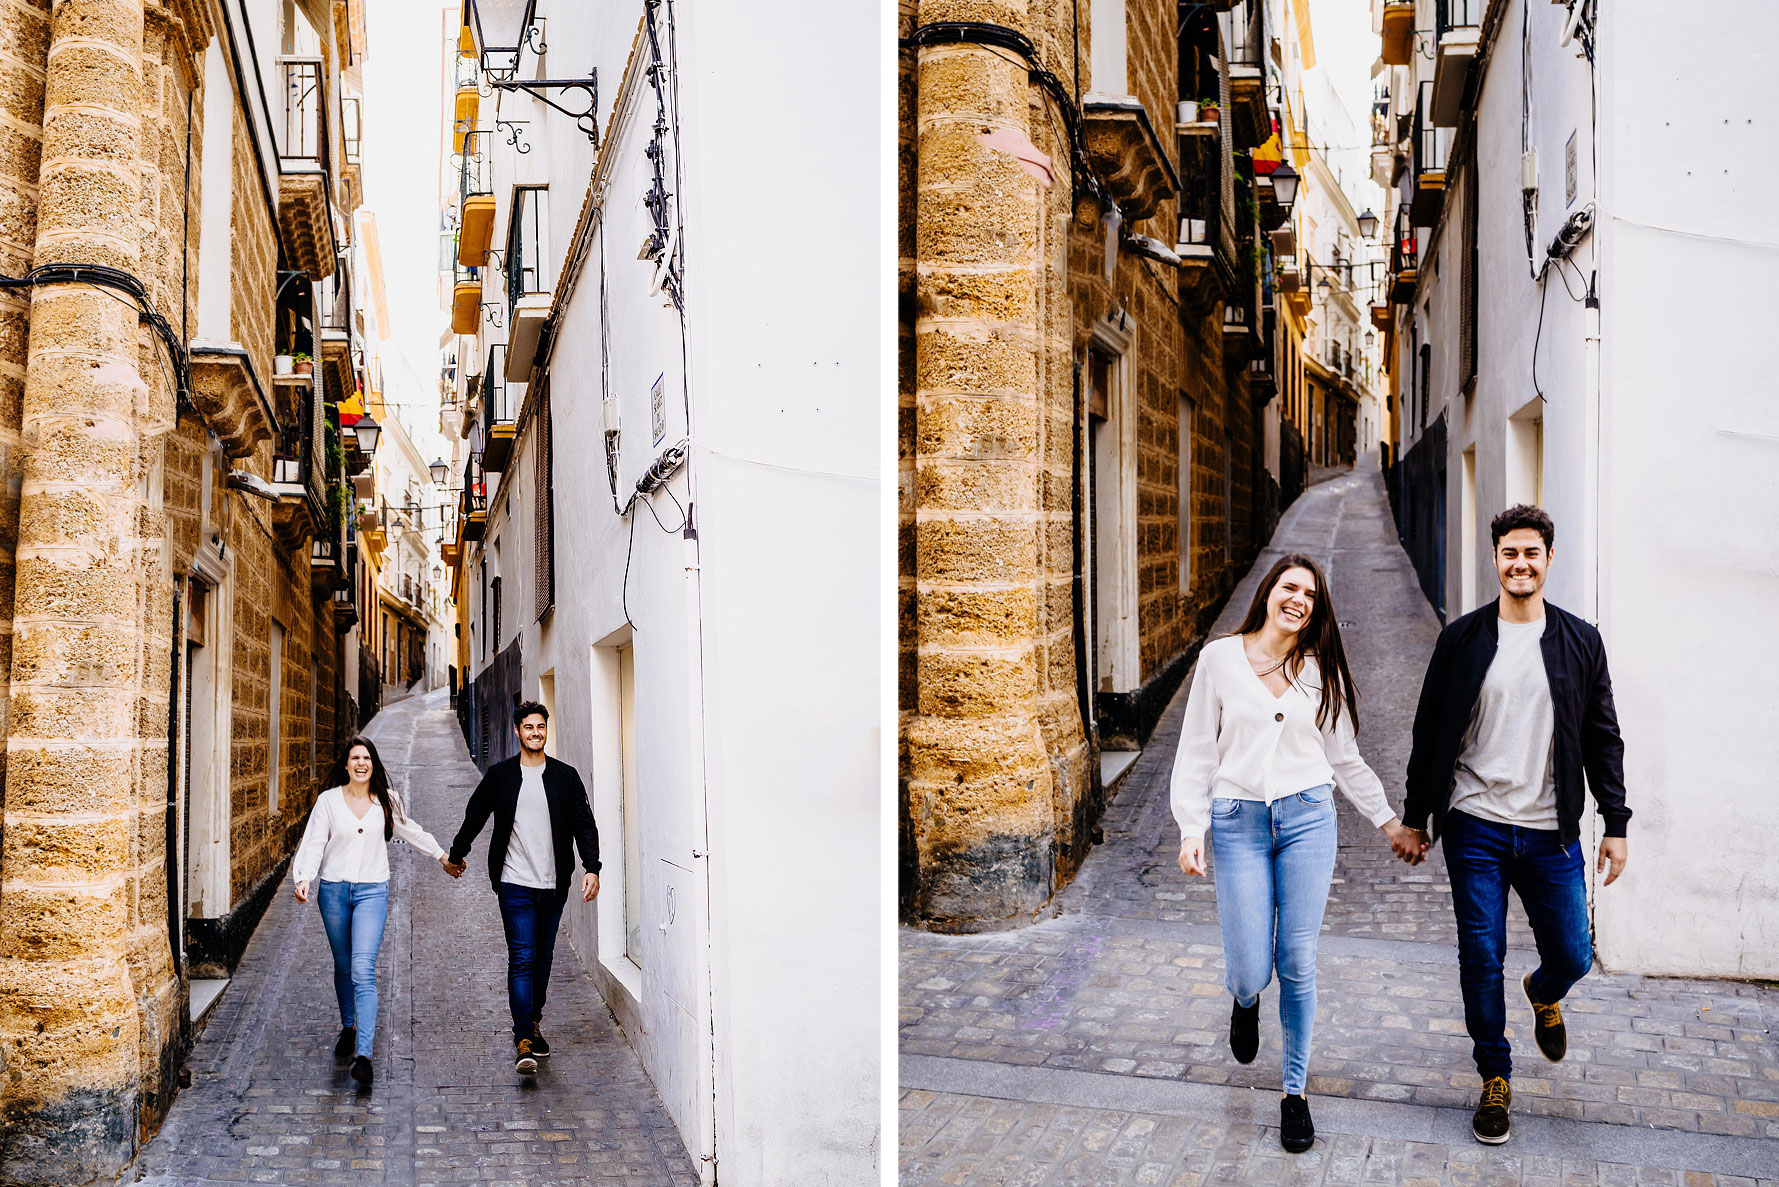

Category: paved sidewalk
[123, 690, 698, 1187]
[900, 461, 1779, 1185]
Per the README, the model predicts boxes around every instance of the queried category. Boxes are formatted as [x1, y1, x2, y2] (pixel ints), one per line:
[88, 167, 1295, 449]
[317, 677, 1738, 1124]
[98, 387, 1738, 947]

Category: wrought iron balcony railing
[1437, 0, 1482, 39]
[277, 57, 329, 172]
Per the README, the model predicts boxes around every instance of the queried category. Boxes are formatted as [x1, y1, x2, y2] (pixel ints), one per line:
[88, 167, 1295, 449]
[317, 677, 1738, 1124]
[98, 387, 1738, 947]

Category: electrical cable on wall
[0, 264, 194, 408]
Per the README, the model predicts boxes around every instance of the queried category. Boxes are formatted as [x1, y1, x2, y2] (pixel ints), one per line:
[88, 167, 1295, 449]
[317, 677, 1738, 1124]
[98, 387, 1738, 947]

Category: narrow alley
[122, 691, 698, 1187]
[899, 463, 1779, 1186]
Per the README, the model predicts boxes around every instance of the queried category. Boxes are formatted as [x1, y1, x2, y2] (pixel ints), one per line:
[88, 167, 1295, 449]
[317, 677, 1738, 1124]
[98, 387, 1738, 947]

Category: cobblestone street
[122, 690, 698, 1187]
[900, 461, 1779, 1185]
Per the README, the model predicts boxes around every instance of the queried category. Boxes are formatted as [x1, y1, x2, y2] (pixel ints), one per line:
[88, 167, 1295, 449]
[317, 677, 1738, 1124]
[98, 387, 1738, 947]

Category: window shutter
[534, 393, 555, 618]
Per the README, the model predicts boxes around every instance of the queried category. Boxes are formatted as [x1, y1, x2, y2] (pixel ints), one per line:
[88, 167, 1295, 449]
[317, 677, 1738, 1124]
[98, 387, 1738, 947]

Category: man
[446, 701, 600, 1076]
[1397, 505, 1629, 1145]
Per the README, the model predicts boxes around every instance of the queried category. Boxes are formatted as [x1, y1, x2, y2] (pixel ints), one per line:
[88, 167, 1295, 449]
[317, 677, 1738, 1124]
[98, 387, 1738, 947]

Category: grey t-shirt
[1450, 616, 1559, 830]
[500, 761, 558, 888]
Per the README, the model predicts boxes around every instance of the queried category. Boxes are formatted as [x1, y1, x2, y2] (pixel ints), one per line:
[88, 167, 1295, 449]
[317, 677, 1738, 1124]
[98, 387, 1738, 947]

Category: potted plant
[274, 353, 294, 376]
[291, 351, 313, 376]
[1199, 98, 1220, 123]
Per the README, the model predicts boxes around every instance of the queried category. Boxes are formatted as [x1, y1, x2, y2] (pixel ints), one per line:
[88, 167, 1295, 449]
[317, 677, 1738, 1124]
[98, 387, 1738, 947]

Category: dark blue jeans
[1441, 809, 1593, 1082]
[496, 881, 569, 1041]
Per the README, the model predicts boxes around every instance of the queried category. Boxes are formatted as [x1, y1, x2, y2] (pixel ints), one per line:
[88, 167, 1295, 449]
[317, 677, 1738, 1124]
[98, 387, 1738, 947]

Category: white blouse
[1169, 635, 1397, 840]
[291, 786, 447, 885]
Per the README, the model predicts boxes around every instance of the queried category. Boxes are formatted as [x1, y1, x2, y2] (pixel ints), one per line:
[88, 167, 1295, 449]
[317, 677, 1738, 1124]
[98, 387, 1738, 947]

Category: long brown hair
[1231, 553, 1359, 732]
[324, 735, 401, 841]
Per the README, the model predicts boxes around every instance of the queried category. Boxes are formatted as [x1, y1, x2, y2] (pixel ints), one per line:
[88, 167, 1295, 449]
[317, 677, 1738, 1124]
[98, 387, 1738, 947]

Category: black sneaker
[334, 1027, 356, 1057]
[1523, 972, 1567, 1062]
[530, 1024, 550, 1058]
[514, 1038, 538, 1076]
[1279, 1094, 1314, 1153]
[1229, 996, 1260, 1064]
[1472, 1076, 1511, 1144]
[350, 1056, 373, 1085]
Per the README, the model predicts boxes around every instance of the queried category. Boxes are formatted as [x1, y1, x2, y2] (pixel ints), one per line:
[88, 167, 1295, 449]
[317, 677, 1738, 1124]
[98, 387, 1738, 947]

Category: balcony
[269, 372, 327, 549]
[503, 187, 554, 382]
[276, 56, 337, 280]
[1431, 0, 1481, 127]
[1380, 0, 1416, 66]
[454, 53, 480, 131]
[1410, 81, 1447, 227]
[1220, 0, 1270, 150]
[1080, 94, 1178, 222]
[188, 343, 275, 459]
[1390, 206, 1420, 302]
[460, 453, 487, 542]
[481, 344, 517, 472]
[451, 260, 483, 335]
[311, 532, 342, 595]
[456, 129, 494, 266]
[317, 271, 354, 406]
[339, 96, 363, 213]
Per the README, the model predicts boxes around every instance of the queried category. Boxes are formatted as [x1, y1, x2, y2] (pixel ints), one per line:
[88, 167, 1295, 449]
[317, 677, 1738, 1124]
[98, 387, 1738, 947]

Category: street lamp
[352, 414, 381, 457]
[429, 458, 449, 485]
[1357, 208, 1379, 239]
[1270, 162, 1300, 212]
[467, 0, 539, 80]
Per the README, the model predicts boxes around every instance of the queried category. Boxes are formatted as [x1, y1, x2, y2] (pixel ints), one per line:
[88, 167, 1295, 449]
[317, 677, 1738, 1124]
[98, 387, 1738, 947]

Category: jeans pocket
[1297, 784, 1334, 806]
[1210, 797, 1242, 818]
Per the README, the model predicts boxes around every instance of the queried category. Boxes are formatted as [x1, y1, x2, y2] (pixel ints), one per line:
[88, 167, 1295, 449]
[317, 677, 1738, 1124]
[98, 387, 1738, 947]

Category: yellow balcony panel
[459, 23, 476, 55]
[451, 281, 481, 335]
[1410, 169, 1445, 227]
[1381, 1, 1415, 66]
[454, 86, 479, 129]
[482, 422, 516, 473]
[458, 193, 495, 265]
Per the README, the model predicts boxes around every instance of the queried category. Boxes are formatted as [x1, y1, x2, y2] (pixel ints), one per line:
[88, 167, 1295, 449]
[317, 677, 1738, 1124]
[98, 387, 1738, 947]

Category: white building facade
[1375, 0, 1779, 977]
[441, 1, 879, 1179]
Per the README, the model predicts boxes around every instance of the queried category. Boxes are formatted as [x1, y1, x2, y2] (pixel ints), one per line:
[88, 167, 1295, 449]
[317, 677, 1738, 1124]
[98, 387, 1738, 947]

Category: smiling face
[345, 745, 374, 784]
[516, 713, 548, 754]
[1267, 566, 1318, 639]
[1494, 527, 1552, 602]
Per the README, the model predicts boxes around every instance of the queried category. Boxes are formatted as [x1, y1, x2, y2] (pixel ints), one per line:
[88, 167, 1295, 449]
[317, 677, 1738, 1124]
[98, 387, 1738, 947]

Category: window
[1459, 165, 1479, 391]
[268, 621, 284, 815]
[1460, 447, 1478, 612]
[619, 643, 641, 965]
[491, 576, 502, 653]
[506, 186, 550, 312]
[535, 397, 555, 618]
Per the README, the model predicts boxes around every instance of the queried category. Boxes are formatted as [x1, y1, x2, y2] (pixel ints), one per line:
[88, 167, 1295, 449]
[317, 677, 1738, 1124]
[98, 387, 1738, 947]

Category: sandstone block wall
[902, 0, 1275, 929]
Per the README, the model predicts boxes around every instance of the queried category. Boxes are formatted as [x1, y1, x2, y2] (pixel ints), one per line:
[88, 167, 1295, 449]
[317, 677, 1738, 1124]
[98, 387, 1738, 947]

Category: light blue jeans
[316, 879, 389, 1059]
[1209, 785, 1338, 1095]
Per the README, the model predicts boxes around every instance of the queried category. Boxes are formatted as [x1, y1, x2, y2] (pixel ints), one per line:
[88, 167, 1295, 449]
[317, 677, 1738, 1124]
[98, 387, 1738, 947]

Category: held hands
[1597, 837, 1628, 886]
[440, 854, 465, 878]
[1177, 837, 1206, 878]
[1384, 819, 1430, 865]
[294, 880, 310, 903]
[581, 872, 600, 903]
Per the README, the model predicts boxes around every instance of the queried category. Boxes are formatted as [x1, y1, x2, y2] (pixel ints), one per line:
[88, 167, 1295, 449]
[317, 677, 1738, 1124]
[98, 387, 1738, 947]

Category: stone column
[0, 2, 151, 1182]
[906, 0, 1056, 930]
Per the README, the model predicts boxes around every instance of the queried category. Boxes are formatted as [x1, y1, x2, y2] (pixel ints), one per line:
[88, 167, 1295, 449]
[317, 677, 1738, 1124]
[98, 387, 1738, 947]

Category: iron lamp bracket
[489, 74, 599, 146]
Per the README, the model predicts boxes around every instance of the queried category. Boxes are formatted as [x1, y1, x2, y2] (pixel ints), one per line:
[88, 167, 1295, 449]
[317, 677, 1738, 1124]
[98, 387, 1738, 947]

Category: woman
[293, 736, 454, 1085]
[1171, 553, 1423, 1152]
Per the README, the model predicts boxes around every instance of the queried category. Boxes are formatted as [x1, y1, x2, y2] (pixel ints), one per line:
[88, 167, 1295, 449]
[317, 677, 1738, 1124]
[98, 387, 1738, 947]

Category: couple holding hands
[1171, 504, 1630, 1152]
[291, 701, 599, 1085]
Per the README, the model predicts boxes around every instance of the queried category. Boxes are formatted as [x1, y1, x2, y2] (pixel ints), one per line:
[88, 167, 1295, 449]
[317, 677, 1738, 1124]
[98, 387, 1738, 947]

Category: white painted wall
[1409, 0, 1779, 975]
[454, 1, 880, 1179]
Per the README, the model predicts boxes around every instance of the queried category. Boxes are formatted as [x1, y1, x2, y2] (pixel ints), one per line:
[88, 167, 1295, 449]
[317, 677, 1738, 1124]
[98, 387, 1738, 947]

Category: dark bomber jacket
[449, 755, 601, 892]
[1405, 599, 1630, 846]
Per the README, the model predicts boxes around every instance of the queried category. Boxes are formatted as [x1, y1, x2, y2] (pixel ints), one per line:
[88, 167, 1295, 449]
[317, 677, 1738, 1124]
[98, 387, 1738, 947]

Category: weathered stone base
[0, 1084, 137, 1187]
[911, 832, 1054, 934]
